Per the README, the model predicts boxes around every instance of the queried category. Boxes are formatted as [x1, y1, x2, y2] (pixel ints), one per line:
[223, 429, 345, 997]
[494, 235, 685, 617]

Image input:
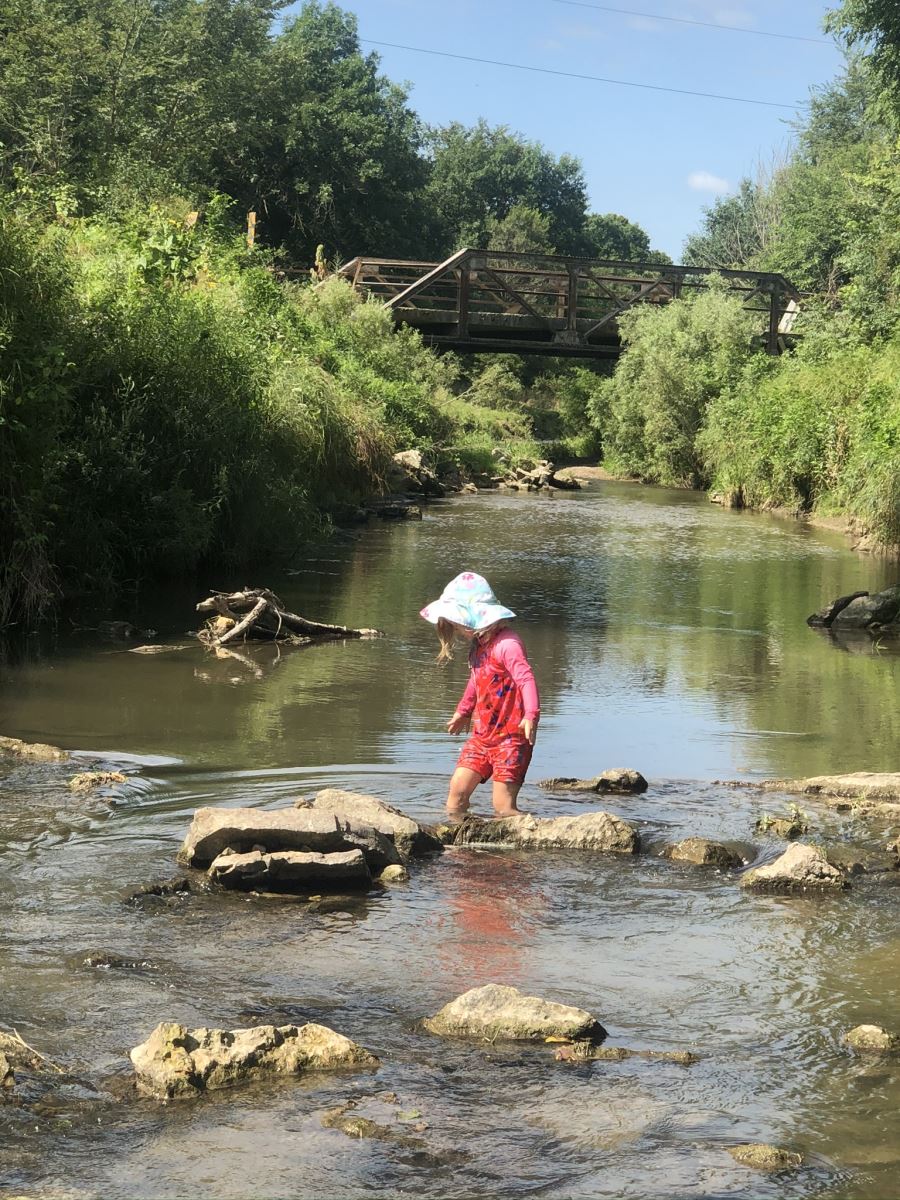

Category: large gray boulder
[664, 838, 743, 869]
[386, 450, 444, 497]
[439, 811, 640, 854]
[177, 806, 402, 872]
[295, 789, 443, 858]
[208, 847, 371, 891]
[829, 585, 900, 630]
[740, 843, 847, 893]
[539, 768, 648, 794]
[424, 984, 605, 1042]
[806, 590, 869, 627]
[130, 1021, 378, 1099]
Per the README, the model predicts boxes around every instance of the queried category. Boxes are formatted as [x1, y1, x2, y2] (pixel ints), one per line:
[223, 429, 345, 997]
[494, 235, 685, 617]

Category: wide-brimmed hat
[420, 571, 515, 632]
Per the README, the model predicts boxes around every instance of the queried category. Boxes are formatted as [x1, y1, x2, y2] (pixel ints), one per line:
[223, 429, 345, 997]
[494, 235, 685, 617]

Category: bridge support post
[457, 258, 470, 337]
[767, 284, 781, 355]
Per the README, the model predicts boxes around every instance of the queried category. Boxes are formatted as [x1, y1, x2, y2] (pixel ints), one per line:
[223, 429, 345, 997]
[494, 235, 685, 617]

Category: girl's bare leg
[491, 781, 523, 818]
[446, 767, 483, 818]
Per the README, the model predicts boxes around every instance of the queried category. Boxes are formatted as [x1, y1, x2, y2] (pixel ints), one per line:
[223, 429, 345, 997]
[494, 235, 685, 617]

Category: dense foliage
[589, 7, 900, 552]
[0, 0, 665, 627]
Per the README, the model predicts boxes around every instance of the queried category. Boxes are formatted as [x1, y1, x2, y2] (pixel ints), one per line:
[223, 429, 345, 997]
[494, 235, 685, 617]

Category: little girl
[420, 572, 540, 819]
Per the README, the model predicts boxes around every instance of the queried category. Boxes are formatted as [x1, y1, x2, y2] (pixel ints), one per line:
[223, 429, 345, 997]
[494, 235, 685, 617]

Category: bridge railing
[334, 249, 800, 355]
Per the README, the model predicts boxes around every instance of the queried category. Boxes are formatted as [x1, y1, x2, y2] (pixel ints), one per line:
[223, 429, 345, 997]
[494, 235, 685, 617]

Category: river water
[1, 481, 899, 1200]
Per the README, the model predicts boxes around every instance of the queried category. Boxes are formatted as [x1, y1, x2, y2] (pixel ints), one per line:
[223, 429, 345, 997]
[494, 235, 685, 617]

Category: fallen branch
[196, 588, 383, 647]
[215, 597, 268, 647]
[3, 1028, 66, 1074]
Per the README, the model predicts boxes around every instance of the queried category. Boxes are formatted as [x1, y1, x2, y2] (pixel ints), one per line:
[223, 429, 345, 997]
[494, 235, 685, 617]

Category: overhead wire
[360, 39, 803, 109]
[549, 0, 831, 46]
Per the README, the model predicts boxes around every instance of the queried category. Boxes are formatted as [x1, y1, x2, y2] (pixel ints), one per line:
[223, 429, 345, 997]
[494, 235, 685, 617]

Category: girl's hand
[447, 711, 470, 735]
[519, 716, 539, 745]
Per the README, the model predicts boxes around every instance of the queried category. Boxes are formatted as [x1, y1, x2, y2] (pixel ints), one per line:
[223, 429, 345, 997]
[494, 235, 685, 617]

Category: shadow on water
[1, 484, 900, 1198]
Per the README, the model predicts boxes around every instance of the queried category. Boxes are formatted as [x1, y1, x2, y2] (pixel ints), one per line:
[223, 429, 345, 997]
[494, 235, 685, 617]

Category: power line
[361, 39, 801, 109]
[551, 0, 831, 46]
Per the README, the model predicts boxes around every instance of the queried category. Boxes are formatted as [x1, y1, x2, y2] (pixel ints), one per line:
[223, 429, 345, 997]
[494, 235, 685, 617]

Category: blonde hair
[435, 617, 505, 665]
[436, 617, 458, 664]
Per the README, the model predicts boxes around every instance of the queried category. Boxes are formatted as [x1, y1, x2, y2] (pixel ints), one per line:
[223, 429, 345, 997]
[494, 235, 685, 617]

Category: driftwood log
[196, 589, 382, 648]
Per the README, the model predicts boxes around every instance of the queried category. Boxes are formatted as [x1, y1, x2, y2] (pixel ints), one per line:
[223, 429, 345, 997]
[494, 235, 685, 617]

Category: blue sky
[338, 0, 846, 259]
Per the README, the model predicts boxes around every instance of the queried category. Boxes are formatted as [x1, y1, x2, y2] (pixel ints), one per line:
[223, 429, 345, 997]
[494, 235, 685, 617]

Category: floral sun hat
[420, 571, 515, 632]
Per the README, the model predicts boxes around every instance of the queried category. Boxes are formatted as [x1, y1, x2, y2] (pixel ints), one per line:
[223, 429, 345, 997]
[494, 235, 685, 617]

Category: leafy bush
[702, 338, 900, 545]
[591, 285, 757, 486]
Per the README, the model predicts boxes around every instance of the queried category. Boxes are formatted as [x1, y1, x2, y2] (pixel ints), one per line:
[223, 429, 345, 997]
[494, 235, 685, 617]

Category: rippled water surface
[1, 482, 899, 1199]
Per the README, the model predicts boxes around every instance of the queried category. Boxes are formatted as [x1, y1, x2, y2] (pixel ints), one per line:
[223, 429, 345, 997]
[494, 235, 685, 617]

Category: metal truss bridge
[334, 248, 800, 359]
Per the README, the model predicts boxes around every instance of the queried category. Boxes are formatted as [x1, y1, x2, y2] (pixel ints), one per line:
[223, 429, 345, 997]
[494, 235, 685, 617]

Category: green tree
[579, 211, 659, 261]
[425, 120, 588, 254]
[593, 284, 756, 486]
[683, 178, 780, 269]
[826, 1, 900, 115]
[483, 204, 555, 253]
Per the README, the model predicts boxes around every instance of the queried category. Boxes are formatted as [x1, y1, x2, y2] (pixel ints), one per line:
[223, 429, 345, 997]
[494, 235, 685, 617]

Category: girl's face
[451, 622, 476, 641]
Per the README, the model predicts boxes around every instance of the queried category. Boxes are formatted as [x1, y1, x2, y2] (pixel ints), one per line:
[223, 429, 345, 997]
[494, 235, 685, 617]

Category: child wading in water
[421, 572, 540, 819]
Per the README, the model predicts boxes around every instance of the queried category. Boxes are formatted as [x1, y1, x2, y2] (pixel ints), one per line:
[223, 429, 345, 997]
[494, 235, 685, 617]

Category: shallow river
[1, 481, 899, 1200]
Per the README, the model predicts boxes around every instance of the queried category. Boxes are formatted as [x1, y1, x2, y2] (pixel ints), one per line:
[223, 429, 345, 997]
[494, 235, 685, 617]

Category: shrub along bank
[585, 286, 900, 554]
[0, 203, 543, 629]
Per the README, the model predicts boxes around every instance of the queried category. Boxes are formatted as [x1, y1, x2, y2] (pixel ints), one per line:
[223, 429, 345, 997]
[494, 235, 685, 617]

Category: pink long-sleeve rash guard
[456, 628, 540, 736]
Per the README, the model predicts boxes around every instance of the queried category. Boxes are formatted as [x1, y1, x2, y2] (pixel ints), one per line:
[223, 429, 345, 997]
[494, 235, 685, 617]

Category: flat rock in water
[0, 735, 69, 763]
[727, 1143, 802, 1170]
[177, 806, 402, 871]
[439, 811, 640, 854]
[740, 843, 847, 893]
[295, 789, 443, 858]
[664, 838, 743, 869]
[757, 772, 900, 812]
[208, 847, 371, 891]
[424, 984, 605, 1042]
[844, 1024, 899, 1053]
[539, 768, 648, 794]
[130, 1021, 378, 1099]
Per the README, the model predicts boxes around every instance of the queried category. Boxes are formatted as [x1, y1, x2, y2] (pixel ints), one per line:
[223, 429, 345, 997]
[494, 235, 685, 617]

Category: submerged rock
[0, 735, 69, 763]
[825, 846, 899, 877]
[539, 768, 648, 794]
[740, 844, 847, 893]
[664, 838, 743, 869]
[438, 811, 639, 854]
[295, 789, 443, 858]
[424, 984, 605, 1043]
[208, 847, 371, 891]
[129, 1021, 378, 1100]
[554, 1043, 699, 1065]
[67, 771, 127, 794]
[122, 877, 194, 907]
[177, 806, 402, 873]
[379, 863, 410, 883]
[757, 814, 807, 840]
[727, 1143, 802, 1170]
[844, 1024, 899, 1053]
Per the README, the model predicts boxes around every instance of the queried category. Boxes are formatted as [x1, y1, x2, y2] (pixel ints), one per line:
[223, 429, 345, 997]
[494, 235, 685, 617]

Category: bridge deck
[334, 248, 800, 358]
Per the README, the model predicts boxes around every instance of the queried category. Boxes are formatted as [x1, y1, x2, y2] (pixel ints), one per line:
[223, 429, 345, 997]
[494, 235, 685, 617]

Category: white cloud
[688, 170, 732, 194]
